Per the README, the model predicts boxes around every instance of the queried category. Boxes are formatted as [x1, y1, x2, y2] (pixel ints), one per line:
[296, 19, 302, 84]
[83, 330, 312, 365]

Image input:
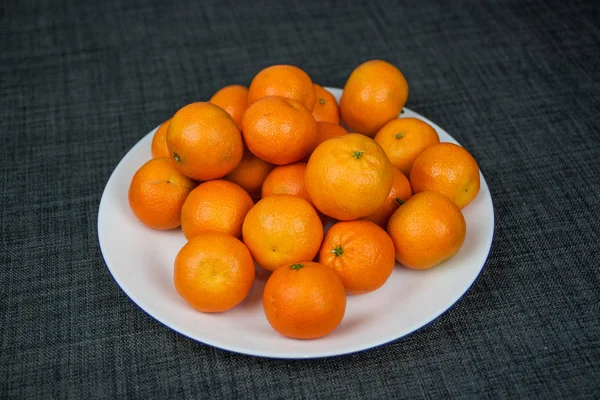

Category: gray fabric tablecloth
[1, 0, 599, 398]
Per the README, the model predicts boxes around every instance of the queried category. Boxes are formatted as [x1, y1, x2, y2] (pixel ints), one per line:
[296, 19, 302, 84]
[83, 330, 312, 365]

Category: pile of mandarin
[128, 60, 481, 339]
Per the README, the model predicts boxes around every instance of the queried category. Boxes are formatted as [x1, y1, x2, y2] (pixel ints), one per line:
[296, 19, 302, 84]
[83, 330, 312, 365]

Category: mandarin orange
[305, 134, 393, 220]
[209, 84, 249, 128]
[174, 233, 255, 312]
[312, 84, 340, 124]
[224, 146, 274, 199]
[261, 162, 311, 203]
[128, 157, 196, 230]
[248, 65, 316, 111]
[242, 195, 323, 272]
[340, 60, 409, 136]
[241, 96, 317, 165]
[181, 180, 254, 239]
[167, 102, 243, 180]
[319, 220, 395, 295]
[387, 191, 466, 269]
[263, 262, 346, 339]
[374, 117, 440, 175]
[410, 143, 480, 209]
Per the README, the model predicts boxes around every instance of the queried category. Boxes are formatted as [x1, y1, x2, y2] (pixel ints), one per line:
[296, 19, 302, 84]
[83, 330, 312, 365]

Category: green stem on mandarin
[173, 153, 182, 164]
[290, 264, 303, 270]
[330, 245, 344, 257]
[396, 198, 404, 205]
[352, 151, 363, 159]
[395, 132, 404, 139]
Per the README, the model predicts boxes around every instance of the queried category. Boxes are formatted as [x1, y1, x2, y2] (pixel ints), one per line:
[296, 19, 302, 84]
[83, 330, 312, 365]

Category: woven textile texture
[1, 0, 599, 398]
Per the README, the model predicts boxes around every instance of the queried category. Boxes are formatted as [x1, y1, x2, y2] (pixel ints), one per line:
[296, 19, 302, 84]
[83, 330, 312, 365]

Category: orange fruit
[209, 84, 249, 128]
[167, 102, 243, 181]
[242, 195, 323, 272]
[248, 65, 316, 111]
[151, 119, 171, 158]
[225, 146, 274, 199]
[241, 96, 317, 165]
[128, 157, 196, 230]
[319, 220, 395, 295]
[387, 191, 466, 269]
[181, 180, 254, 239]
[340, 60, 409, 136]
[262, 162, 329, 224]
[263, 262, 346, 339]
[305, 134, 394, 220]
[261, 162, 311, 203]
[374, 118, 440, 175]
[315, 121, 348, 146]
[363, 168, 412, 228]
[410, 143, 480, 209]
[303, 122, 348, 162]
[174, 233, 255, 312]
[312, 84, 340, 124]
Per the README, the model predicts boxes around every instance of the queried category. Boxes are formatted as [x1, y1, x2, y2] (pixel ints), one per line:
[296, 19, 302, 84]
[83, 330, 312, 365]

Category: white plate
[98, 87, 494, 359]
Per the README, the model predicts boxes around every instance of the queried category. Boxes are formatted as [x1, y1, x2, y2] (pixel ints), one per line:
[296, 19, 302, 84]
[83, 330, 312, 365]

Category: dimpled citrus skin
[174, 233, 255, 313]
[261, 162, 311, 203]
[410, 142, 481, 209]
[319, 220, 396, 295]
[242, 195, 323, 272]
[340, 60, 409, 136]
[209, 84, 249, 128]
[374, 117, 440, 175]
[387, 191, 466, 270]
[241, 96, 317, 165]
[302, 122, 348, 162]
[128, 157, 196, 230]
[181, 180, 254, 239]
[167, 102, 243, 181]
[263, 262, 346, 339]
[305, 134, 394, 220]
[248, 65, 316, 111]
